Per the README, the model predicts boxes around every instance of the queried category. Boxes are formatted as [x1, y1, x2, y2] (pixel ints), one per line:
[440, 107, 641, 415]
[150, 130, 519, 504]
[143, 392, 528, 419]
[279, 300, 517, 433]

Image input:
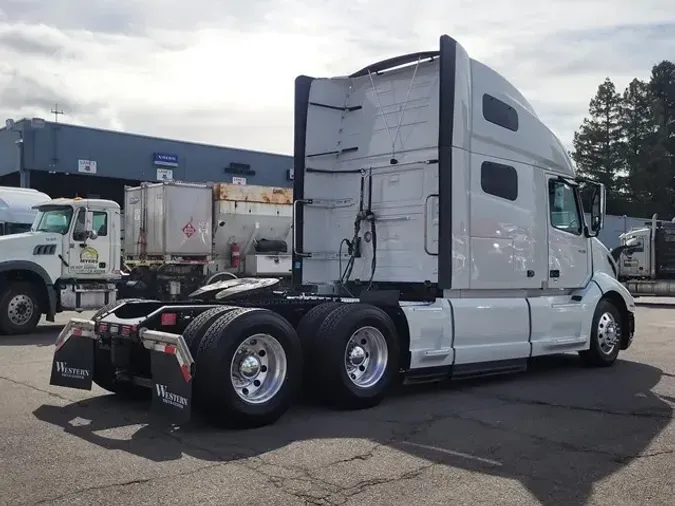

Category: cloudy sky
[0, 0, 673, 155]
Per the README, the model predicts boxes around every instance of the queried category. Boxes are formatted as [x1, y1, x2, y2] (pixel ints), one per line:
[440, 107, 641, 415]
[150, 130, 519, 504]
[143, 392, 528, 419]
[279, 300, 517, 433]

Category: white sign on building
[232, 176, 247, 185]
[156, 168, 174, 181]
[78, 159, 97, 174]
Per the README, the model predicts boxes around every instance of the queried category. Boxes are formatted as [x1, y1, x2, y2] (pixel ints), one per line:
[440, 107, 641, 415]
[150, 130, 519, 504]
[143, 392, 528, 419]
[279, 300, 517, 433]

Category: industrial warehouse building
[0, 118, 294, 204]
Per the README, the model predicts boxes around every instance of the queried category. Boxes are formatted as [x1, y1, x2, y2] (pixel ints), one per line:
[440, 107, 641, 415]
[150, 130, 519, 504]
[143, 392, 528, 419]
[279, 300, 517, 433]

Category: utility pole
[50, 103, 64, 123]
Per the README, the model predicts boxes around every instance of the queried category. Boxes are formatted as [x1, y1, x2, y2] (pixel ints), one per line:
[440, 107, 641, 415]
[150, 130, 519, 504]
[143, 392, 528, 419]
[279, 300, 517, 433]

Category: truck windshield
[33, 207, 74, 235]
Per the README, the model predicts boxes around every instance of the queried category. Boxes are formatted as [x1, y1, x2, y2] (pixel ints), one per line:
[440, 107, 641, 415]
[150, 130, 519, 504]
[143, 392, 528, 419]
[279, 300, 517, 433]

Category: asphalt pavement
[1, 301, 674, 506]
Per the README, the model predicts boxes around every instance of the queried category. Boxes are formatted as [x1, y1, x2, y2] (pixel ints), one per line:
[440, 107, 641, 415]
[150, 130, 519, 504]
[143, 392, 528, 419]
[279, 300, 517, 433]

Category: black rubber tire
[194, 307, 302, 429]
[296, 302, 343, 393]
[297, 302, 343, 347]
[579, 299, 623, 367]
[310, 303, 400, 410]
[0, 282, 42, 335]
[182, 306, 237, 357]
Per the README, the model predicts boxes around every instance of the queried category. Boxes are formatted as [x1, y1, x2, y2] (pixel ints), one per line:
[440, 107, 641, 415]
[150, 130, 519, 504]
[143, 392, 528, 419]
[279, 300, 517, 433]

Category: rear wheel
[296, 301, 342, 391]
[182, 306, 237, 356]
[309, 303, 400, 410]
[579, 299, 622, 367]
[0, 282, 41, 335]
[194, 308, 302, 428]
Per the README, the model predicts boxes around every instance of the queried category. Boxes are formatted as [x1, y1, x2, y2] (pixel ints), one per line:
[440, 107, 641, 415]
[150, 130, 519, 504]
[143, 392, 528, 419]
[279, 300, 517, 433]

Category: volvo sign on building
[153, 152, 179, 167]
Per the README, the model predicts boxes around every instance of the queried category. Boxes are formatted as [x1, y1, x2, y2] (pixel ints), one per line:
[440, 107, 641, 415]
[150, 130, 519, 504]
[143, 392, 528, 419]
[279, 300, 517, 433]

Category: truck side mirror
[84, 210, 98, 240]
[624, 237, 639, 248]
[589, 183, 605, 235]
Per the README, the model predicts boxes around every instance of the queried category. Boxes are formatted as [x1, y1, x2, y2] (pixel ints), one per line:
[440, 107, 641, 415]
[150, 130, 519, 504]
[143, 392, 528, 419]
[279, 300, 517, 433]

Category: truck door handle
[550, 270, 560, 278]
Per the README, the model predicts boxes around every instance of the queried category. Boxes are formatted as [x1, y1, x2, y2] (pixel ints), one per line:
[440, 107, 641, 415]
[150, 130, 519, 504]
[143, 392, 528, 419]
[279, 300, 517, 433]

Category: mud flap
[139, 328, 195, 425]
[49, 318, 96, 390]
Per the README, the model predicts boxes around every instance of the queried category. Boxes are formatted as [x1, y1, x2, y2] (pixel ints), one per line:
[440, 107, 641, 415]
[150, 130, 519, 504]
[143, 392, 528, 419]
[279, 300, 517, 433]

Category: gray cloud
[0, 26, 80, 58]
[0, 0, 673, 153]
[0, 0, 140, 35]
[0, 71, 106, 118]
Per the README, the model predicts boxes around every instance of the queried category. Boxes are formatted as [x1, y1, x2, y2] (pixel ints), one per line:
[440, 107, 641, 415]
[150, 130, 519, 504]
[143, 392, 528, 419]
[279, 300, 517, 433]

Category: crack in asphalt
[29, 461, 226, 505]
[5, 363, 673, 505]
[465, 391, 674, 420]
[0, 375, 78, 404]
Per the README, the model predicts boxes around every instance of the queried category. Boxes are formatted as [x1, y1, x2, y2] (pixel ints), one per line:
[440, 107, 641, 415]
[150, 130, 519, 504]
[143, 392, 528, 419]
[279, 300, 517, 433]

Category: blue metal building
[0, 118, 294, 204]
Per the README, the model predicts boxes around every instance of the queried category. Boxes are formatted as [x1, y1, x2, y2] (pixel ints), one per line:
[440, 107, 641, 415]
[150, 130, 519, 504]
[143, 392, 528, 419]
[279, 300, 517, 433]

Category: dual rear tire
[185, 301, 400, 428]
[186, 307, 303, 428]
[298, 303, 400, 409]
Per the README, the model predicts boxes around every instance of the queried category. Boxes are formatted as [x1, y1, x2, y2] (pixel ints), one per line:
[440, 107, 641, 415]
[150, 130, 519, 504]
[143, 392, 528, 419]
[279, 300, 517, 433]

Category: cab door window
[92, 212, 108, 236]
[72, 210, 108, 241]
[549, 180, 582, 235]
[72, 209, 87, 241]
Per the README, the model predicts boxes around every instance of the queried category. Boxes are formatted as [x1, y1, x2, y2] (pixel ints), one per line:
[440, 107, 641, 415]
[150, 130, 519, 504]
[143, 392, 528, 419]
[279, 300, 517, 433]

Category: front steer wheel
[194, 307, 303, 429]
[579, 299, 623, 367]
[308, 303, 400, 410]
[0, 282, 42, 335]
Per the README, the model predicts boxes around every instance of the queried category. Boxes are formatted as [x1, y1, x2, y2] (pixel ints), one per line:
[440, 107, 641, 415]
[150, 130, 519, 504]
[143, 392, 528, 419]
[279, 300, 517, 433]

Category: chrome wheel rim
[344, 326, 388, 388]
[8, 294, 34, 326]
[230, 334, 287, 404]
[597, 312, 620, 355]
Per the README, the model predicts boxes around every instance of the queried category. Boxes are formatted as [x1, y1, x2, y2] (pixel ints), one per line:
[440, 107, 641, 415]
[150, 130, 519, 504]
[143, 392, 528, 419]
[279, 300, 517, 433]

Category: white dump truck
[613, 213, 675, 296]
[49, 34, 635, 430]
[120, 180, 293, 300]
[0, 186, 50, 236]
[0, 182, 292, 335]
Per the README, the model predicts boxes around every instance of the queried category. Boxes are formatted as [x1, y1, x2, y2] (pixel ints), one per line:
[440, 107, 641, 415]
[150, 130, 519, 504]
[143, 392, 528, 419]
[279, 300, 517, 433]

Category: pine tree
[647, 61, 675, 217]
[572, 78, 625, 213]
[620, 78, 656, 216]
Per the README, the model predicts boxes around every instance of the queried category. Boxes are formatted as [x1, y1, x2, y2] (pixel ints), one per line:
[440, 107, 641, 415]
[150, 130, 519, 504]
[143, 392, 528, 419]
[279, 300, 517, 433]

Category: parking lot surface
[1, 302, 674, 506]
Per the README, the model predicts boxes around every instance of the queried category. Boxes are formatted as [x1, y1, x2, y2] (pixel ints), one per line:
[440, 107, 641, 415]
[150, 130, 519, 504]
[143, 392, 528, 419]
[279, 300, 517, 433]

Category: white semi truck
[0, 182, 292, 335]
[0, 186, 50, 236]
[49, 34, 636, 430]
[613, 213, 675, 296]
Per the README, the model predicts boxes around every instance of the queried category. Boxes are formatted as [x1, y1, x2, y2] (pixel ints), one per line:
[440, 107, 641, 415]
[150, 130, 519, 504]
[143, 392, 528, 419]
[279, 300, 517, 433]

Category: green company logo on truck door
[80, 247, 99, 264]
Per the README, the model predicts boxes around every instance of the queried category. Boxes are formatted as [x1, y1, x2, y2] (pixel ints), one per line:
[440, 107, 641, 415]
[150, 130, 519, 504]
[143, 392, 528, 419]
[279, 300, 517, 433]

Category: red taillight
[121, 325, 134, 336]
[161, 313, 177, 326]
[98, 322, 108, 332]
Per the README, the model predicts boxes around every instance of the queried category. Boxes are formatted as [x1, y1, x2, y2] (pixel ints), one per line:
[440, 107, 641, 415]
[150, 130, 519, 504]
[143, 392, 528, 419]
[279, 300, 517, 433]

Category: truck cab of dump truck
[0, 197, 121, 335]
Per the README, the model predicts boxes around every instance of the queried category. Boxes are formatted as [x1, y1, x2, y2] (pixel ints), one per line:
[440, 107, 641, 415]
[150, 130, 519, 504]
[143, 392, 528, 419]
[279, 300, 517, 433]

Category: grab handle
[424, 193, 439, 256]
[292, 199, 312, 257]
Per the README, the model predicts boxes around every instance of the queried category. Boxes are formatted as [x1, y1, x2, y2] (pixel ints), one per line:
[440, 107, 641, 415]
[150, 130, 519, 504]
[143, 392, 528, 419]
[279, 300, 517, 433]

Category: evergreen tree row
[571, 61, 675, 219]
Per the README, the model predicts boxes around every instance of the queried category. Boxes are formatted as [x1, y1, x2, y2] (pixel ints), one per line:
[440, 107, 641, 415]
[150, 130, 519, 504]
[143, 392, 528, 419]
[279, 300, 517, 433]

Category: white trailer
[0, 186, 50, 236]
[49, 34, 635, 430]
